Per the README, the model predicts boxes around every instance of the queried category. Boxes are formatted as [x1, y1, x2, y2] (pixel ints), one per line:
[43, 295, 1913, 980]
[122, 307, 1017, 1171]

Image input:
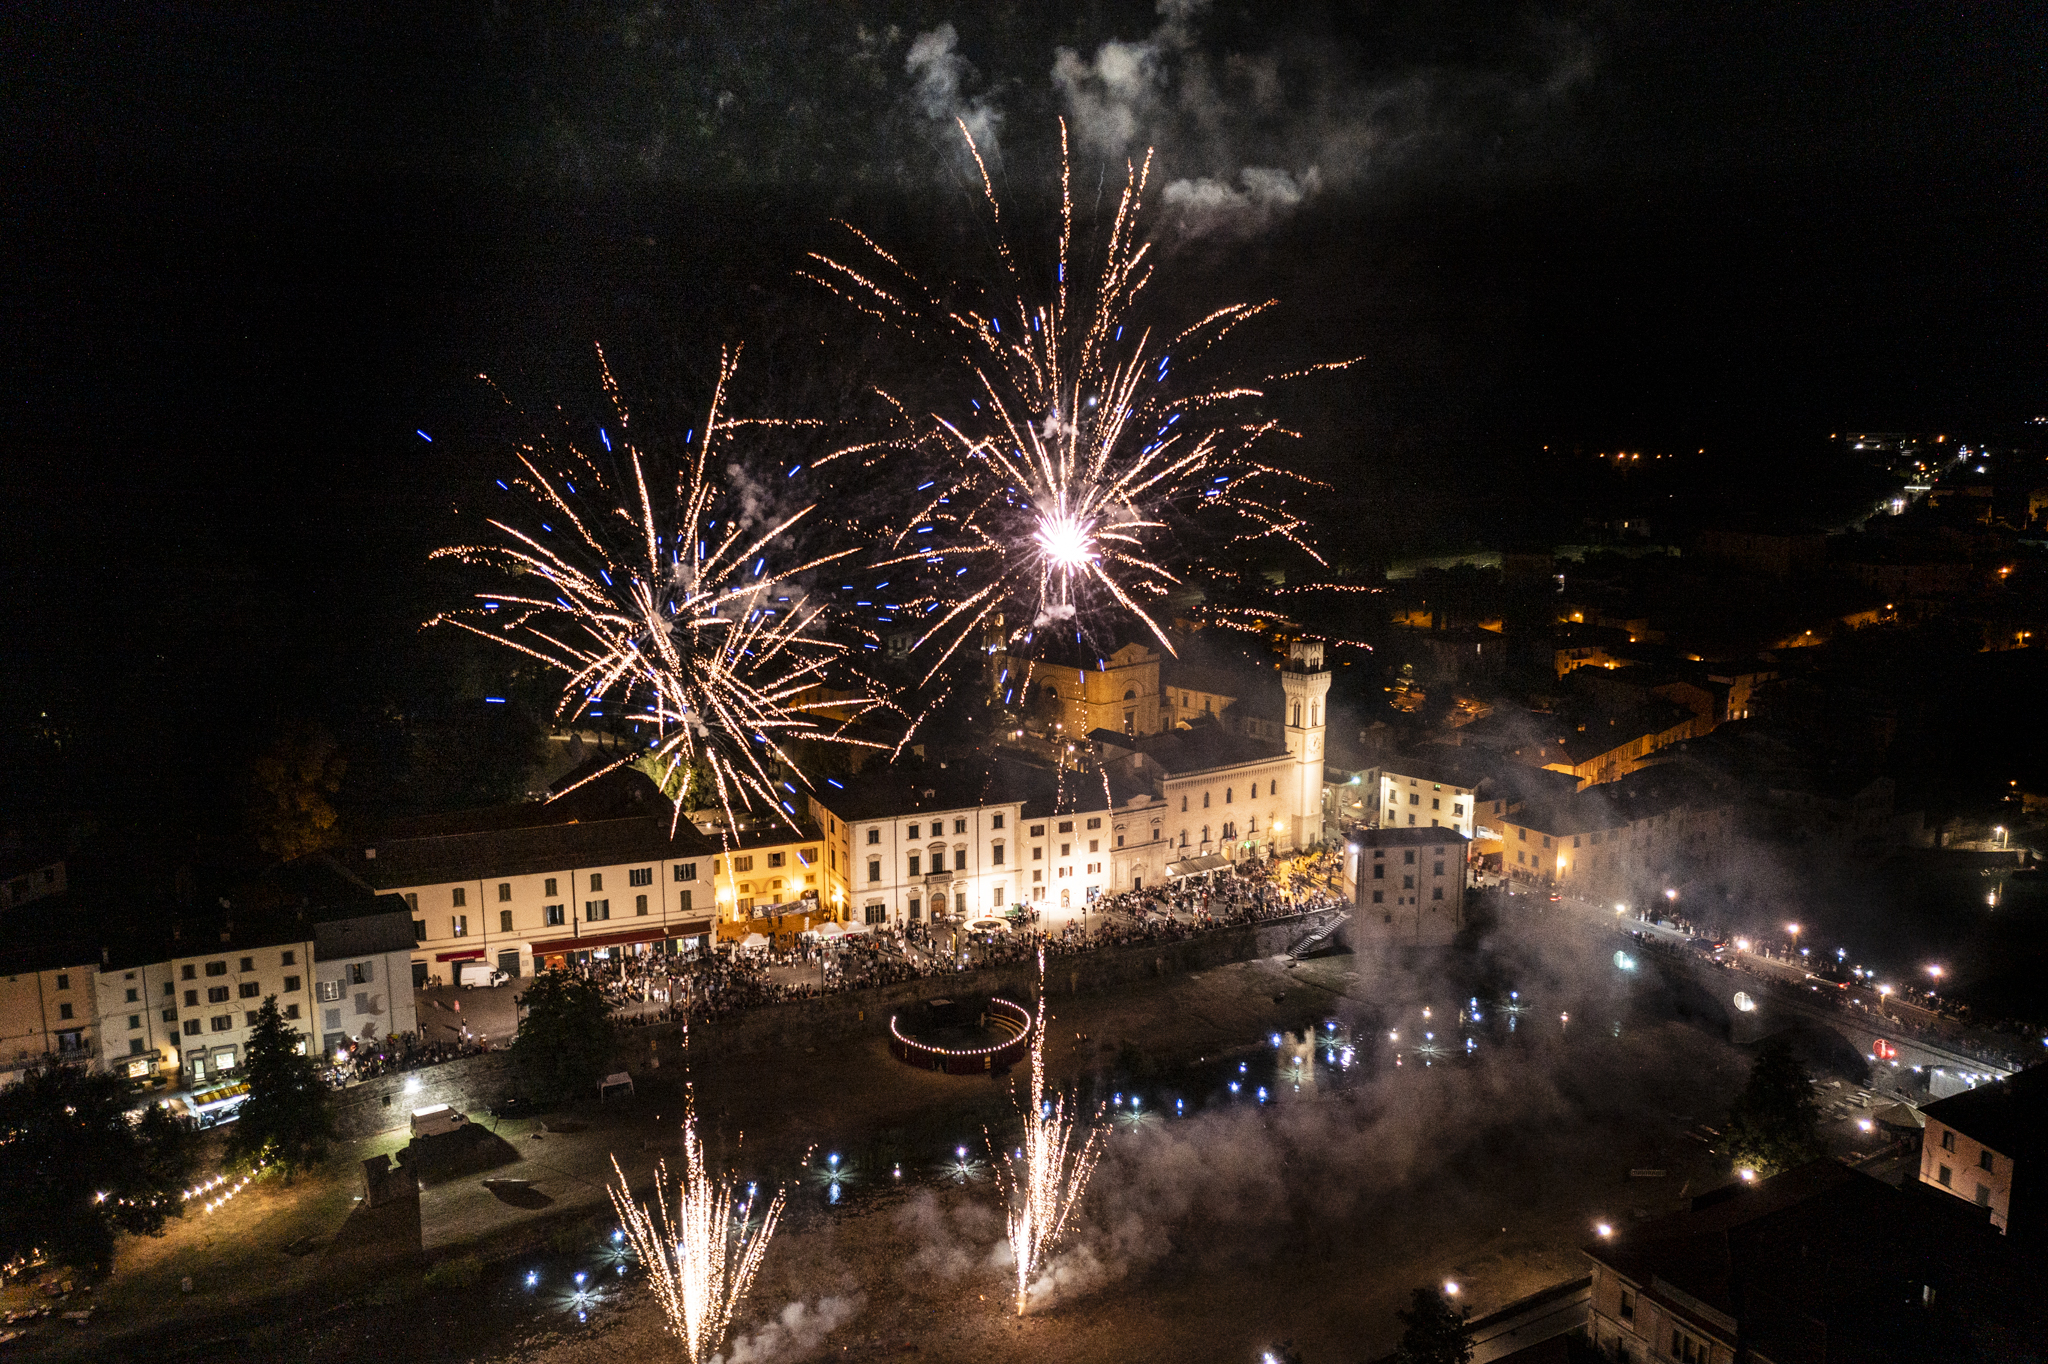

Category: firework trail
[804, 120, 1354, 687]
[991, 948, 1104, 1316]
[430, 346, 892, 833]
[610, 1091, 786, 1364]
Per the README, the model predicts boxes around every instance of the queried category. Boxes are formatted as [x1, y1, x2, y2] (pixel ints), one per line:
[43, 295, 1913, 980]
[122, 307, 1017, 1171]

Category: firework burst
[991, 948, 1105, 1316]
[805, 120, 1354, 684]
[610, 1093, 786, 1364]
[430, 346, 892, 831]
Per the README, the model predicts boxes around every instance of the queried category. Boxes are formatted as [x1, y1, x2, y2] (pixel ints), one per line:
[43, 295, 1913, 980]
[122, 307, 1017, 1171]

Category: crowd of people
[309, 857, 1348, 1091]
[540, 858, 1348, 1030]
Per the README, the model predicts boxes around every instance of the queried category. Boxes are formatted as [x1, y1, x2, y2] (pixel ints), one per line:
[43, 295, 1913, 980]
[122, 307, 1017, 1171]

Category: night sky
[3, 1, 2042, 838]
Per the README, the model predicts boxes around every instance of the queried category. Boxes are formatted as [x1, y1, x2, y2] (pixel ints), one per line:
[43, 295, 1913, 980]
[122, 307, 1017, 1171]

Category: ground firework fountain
[609, 1092, 786, 1364]
[991, 948, 1104, 1316]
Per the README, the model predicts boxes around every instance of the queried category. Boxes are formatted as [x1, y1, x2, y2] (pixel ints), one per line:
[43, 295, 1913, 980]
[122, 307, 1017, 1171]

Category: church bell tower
[1281, 640, 1331, 851]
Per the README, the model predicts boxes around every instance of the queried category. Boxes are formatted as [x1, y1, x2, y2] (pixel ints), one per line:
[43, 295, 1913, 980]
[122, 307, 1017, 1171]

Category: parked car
[489, 1095, 541, 1120]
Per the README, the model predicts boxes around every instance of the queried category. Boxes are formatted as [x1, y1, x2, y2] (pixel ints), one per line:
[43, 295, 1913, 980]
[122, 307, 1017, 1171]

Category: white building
[95, 897, 422, 1087]
[341, 816, 720, 983]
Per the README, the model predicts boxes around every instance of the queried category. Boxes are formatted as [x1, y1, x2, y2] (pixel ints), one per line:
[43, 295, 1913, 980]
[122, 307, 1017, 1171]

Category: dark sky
[1, 0, 2042, 831]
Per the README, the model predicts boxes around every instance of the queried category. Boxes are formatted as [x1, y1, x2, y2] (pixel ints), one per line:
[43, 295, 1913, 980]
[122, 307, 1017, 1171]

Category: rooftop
[1921, 1064, 2048, 1159]
[344, 815, 719, 890]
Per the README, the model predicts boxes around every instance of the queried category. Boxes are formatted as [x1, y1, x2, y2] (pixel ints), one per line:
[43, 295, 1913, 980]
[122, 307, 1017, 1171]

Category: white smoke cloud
[1161, 165, 1321, 238]
[1042, 0, 1596, 240]
[714, 1294, 863, 1364]
[905, 23, 1002, 154]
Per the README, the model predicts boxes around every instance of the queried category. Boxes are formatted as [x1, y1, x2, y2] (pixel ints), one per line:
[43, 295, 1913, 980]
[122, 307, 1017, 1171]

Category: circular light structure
[1733, 991, 1757, 1013]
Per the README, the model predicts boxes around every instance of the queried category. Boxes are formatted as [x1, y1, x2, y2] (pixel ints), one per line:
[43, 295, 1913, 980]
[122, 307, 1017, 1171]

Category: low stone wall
[327, 913, 1316, 1141]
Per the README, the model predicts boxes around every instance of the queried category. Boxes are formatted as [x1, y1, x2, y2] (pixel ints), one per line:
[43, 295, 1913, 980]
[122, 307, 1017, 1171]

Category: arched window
[1225, 787, 1233, 804]
[1202, 791, 1210, 808]
[1123, 688, 1136, 700]
[1291, 701, 1301, 727]
[1269, 780, 1276, 796]
[1201, 825, 1210, 844]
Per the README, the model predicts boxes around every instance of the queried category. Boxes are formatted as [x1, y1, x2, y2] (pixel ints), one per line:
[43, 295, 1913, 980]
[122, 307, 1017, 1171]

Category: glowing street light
[1595, 1221, 1614, 1238]
[1926, 964, 1945, 981]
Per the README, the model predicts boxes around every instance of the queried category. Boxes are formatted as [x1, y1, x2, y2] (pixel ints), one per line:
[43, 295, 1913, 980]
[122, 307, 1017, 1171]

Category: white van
[409, 1103, 468, 1139]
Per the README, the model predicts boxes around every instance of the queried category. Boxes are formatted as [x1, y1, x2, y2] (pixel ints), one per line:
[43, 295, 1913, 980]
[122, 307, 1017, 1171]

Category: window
[1033, 871, 1042, 883]
[185, 989, 199, 1007]
[1403, 875, 1416, 889]
[991, 845, 1005, 865]
[1542, 836, 1552, 849]
[1203, 792, 1211, 808]
[677, 888, 694, 912]
[163, 981, 174, 996]
[184, 1019, 201, 1037]
[731, 856, 754, 873]
[545, 877, 559, 896]
[1976, 1184, 1992, 1207]
[991, 814, 1004, 829]
[1060, 844, 1071, 857]
[865, 903, 887, 925]
[1979, 1149, 1995, 1172]
[675, 862, 698, 881]
[1409, 793, 1420, 806]
[498, 882, 512, 901]
[1670, 1327, 1707, 1364]
[1372, 890, 1384, 904]
[452, 915, 468, 937]
[585, 899, 611, 921]
[238, 982, 260, 999]
[452, 887, 466, 907]
[57, 1002, 73, 1020]
[1225, 788, 1233, 804]
[1432, 887, 1444, 901]
[954, 818, 968, 834]
[1088, 839, 1099, 853]
[404, 892, 418, 912]
[1404, 850, 1416, 864]
[907, 824, 920, 839]
[545, 904, 566, 927]
[162, 1007, 177, 1023]
[636, 894, 649, 916]
[1032, 847, 1043, 861]
[347, 962, 373, 985]
[1518, 828, 1527, 842]
[1086, 817, 1101, 830]
[589, 873, 603, 891]
[500, 909, 514, 932]
[954, 850, 968, 871]
[1937, 1164, 1953, 1187]
[1942, 1130, 1957, 1153]
[1572, 835, 1580, 848]
[281, 950, 295, 966]
[868, 859, 882, 883]
[1058, 821, 1074, 833]
[1030, 824, 1045, 837]
[867, 828, 881, 845]
[211, 1015, 234, 1032]
[205, 961, 226, 977]
[1618, 1289, 1634, 1323]
[284, 975, 300, 993]
[207, 986, 230, 1004]
[283, 1003, 300, 1020]
[413, 919, 426, 942]
[767, 852, 786, 869]
[1269, 780, 1276, 796]
[1116, 834, 1125, 847]
[908, 855, 921, 876]
[1433, 861, 1445, 876]
[125, 987, 139, 1003]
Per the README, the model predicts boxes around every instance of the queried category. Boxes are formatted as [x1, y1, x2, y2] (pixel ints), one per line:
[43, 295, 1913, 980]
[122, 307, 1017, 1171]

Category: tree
[509, 971, 617, 1105]
[1722, 1034, 1823, 1179]
[1394, 1287, 1473, 1364]
[0, 1066, 193, 1277]
[224, 997, 335, 1176]
[247, 723, 347, 860]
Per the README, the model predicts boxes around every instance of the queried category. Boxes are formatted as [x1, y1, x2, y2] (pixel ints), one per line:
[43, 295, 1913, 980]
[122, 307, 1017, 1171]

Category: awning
[434, 948, 488, 962]
[1166, 854, 1231, 878]
[528, 926, 672, 955]
[739, 932, 770, 950]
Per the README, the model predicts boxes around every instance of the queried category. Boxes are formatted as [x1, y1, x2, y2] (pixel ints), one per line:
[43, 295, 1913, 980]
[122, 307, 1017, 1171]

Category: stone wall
[328, 913, 1316, 1141]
